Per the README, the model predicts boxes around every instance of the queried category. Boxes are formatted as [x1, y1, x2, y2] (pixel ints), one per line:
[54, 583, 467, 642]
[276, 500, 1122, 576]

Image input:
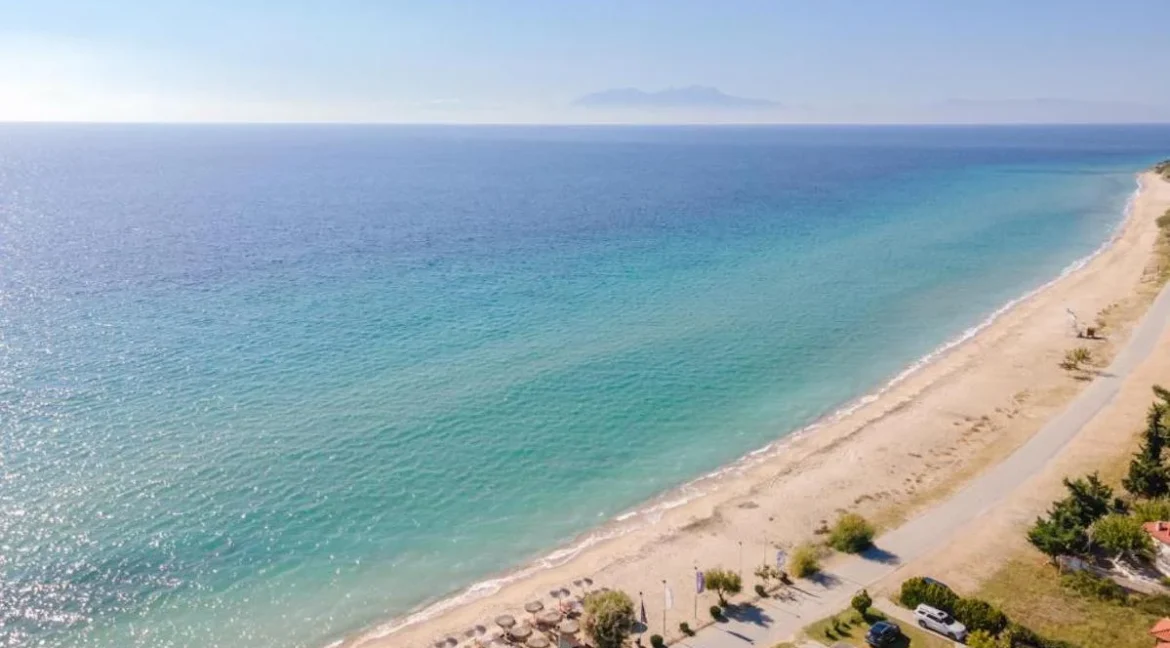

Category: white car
[914, 604, 968, 641]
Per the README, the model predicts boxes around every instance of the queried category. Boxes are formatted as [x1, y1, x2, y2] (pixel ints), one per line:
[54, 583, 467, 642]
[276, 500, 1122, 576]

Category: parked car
[922, 576, 951, 591]
[914, 603, 968, 641]
[865, 620, 902, 647]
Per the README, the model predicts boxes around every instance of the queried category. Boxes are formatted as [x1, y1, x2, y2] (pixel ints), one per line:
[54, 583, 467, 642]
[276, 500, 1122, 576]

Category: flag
[639, 598, 647, 625]
[695, 571, 705, 594]
[664, 583, 674, 610]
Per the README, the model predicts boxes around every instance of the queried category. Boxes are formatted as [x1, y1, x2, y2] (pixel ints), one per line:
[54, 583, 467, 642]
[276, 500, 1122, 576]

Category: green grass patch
[976, 558, 1165, 648]
[801, 607, 951, 648]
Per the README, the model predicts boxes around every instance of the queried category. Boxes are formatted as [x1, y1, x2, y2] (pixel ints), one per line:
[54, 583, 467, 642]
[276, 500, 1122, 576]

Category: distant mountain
[574, 86, 778, 110]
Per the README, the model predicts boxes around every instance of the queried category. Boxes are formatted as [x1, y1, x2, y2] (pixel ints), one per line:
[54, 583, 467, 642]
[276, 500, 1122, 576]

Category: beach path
[681, 271, 1170, 648]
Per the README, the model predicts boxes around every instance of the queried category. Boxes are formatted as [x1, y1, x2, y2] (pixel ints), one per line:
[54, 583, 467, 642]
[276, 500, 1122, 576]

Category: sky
[2, 0, 1169, 124]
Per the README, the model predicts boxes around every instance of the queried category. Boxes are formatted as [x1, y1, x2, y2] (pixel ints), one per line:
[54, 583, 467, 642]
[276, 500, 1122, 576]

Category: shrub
[703, 568, 742, 605]
[709, 605, 722, 620]
[966, 630, 998, 648]
[678, 621, 693, 636]
[953, 597, 1008, 635]
[1091, 513, 1155, 562]
[1060, 347, 1093, 370]
[1061, 570, 1127, 603]
[851, 589, 873, 618]
[788, 543, 822, 578]
[898, 577, 957, 612]
[649, 634, 665, 648]
[582, 590, 635, 648]
[827, 512, 876, 553]
[753, 563, 782, 585]
[754, 583, 767, 598]
[1131, 498, 1170, 523]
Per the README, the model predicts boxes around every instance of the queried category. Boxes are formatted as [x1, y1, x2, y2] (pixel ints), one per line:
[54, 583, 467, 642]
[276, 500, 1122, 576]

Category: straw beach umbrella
[508, 625, 533, 641]
[556, 619, 579, 636]
[494, 615, 516, 631]
[535, 609, 561, 627]
[523, 601, 544, 616]
[526, 635, 550, 648]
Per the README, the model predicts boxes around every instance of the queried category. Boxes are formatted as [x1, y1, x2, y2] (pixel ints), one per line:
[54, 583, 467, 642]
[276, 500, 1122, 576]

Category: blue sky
[2, 0, 1169, 123]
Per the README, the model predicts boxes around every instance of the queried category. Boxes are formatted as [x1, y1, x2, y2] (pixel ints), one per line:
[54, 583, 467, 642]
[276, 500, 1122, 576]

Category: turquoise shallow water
[2, 125, 1169, 648]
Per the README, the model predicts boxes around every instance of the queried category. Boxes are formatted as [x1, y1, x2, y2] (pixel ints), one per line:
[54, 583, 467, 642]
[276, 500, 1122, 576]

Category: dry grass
[975, 557, 1163, 648]
[1151, 207, 1170, 290]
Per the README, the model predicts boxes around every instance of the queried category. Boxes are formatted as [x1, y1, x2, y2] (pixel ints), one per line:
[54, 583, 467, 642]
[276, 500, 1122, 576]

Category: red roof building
[1145, 522, 1170, 547]
[1150, 617, 1170, 645]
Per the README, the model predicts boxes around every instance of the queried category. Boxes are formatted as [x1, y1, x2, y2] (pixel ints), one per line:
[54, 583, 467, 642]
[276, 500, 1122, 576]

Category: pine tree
[1028, 504, 1089, 561]
[1061, 473, 1112, 526]
[1124, 404, 1170, 499]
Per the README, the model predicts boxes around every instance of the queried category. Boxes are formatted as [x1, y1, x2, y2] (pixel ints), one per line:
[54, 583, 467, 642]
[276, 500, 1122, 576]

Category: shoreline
[343, 170, 1166, 648]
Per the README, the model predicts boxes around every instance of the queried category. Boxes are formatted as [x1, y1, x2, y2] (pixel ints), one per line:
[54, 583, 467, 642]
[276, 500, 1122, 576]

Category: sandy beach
[350, 170, 1170, 648]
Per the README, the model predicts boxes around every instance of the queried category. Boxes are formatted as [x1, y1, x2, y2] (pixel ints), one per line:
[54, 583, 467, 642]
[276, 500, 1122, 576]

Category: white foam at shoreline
[348, 176, 1142, 646]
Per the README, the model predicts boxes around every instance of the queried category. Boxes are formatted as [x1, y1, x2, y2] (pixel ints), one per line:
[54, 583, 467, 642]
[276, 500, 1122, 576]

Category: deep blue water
[2, 124, 1169, 648]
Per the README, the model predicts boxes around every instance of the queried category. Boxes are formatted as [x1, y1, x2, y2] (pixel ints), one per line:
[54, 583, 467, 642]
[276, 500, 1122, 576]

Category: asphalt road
[683, 277, 1170, 648]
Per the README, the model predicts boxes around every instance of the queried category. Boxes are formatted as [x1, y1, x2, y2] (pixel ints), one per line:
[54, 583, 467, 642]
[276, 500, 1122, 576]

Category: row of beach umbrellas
[431, 579, 594, 648]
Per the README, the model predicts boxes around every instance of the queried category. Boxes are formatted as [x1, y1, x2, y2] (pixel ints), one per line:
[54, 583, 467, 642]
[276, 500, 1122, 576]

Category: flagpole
[693, 566, 698, 620]
[662, 579, 667, 635]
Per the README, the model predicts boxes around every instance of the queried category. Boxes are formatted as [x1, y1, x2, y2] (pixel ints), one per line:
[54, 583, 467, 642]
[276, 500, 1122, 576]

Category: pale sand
[347, 171, 1170, 648]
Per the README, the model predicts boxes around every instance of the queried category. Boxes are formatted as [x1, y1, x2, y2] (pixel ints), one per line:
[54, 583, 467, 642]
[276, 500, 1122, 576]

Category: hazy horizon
[4, 1, 1170, 124]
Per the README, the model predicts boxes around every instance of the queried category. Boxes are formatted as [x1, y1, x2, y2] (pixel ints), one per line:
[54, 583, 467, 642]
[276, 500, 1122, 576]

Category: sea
[2, 124, 1170, 648]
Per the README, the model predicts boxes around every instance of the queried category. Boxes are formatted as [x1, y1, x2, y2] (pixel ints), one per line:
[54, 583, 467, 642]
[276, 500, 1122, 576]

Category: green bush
[754, 583, 767, 598]
[898, 577, 957, 612]
[678, 621, 693, 636]
[788, 543, 822, 578]
[709, 605, 722, 620]
[649, 634, 665, 648]
[953, 597, 1008, 635]
[827, 512, 876, 553]
[1060, 570, 1127, 603]
[582, 590, 636, 648]
[851, 589, 873, 618]
[703, 568, 743, 605]
[965, 630, 998, 648]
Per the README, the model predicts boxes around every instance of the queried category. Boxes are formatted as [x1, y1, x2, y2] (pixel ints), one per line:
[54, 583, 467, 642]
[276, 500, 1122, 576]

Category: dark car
[865, 620, 902, 647]
[922, 576, 950, 591]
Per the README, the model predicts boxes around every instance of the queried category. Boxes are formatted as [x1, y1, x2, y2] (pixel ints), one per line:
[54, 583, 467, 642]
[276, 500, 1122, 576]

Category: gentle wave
[348, 176, 1142, 647]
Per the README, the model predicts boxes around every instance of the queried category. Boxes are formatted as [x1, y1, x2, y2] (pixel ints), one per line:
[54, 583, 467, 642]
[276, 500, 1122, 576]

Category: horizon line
[4, 120, 1170, 127]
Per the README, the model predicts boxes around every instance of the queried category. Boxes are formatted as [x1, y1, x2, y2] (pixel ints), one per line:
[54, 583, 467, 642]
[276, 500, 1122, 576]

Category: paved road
[680, 278, 1170, 648]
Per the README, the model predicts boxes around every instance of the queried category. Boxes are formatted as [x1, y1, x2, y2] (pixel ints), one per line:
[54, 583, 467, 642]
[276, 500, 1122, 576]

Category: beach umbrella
[445, 637, 459, 648]
[556, 619, 579, 635]
[536, 609, 561, 627]
[523, 601, 544, 615]
[508, 625, 533, 641]
[526, 636, 551, 648]
[494, 615, 516, 630]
